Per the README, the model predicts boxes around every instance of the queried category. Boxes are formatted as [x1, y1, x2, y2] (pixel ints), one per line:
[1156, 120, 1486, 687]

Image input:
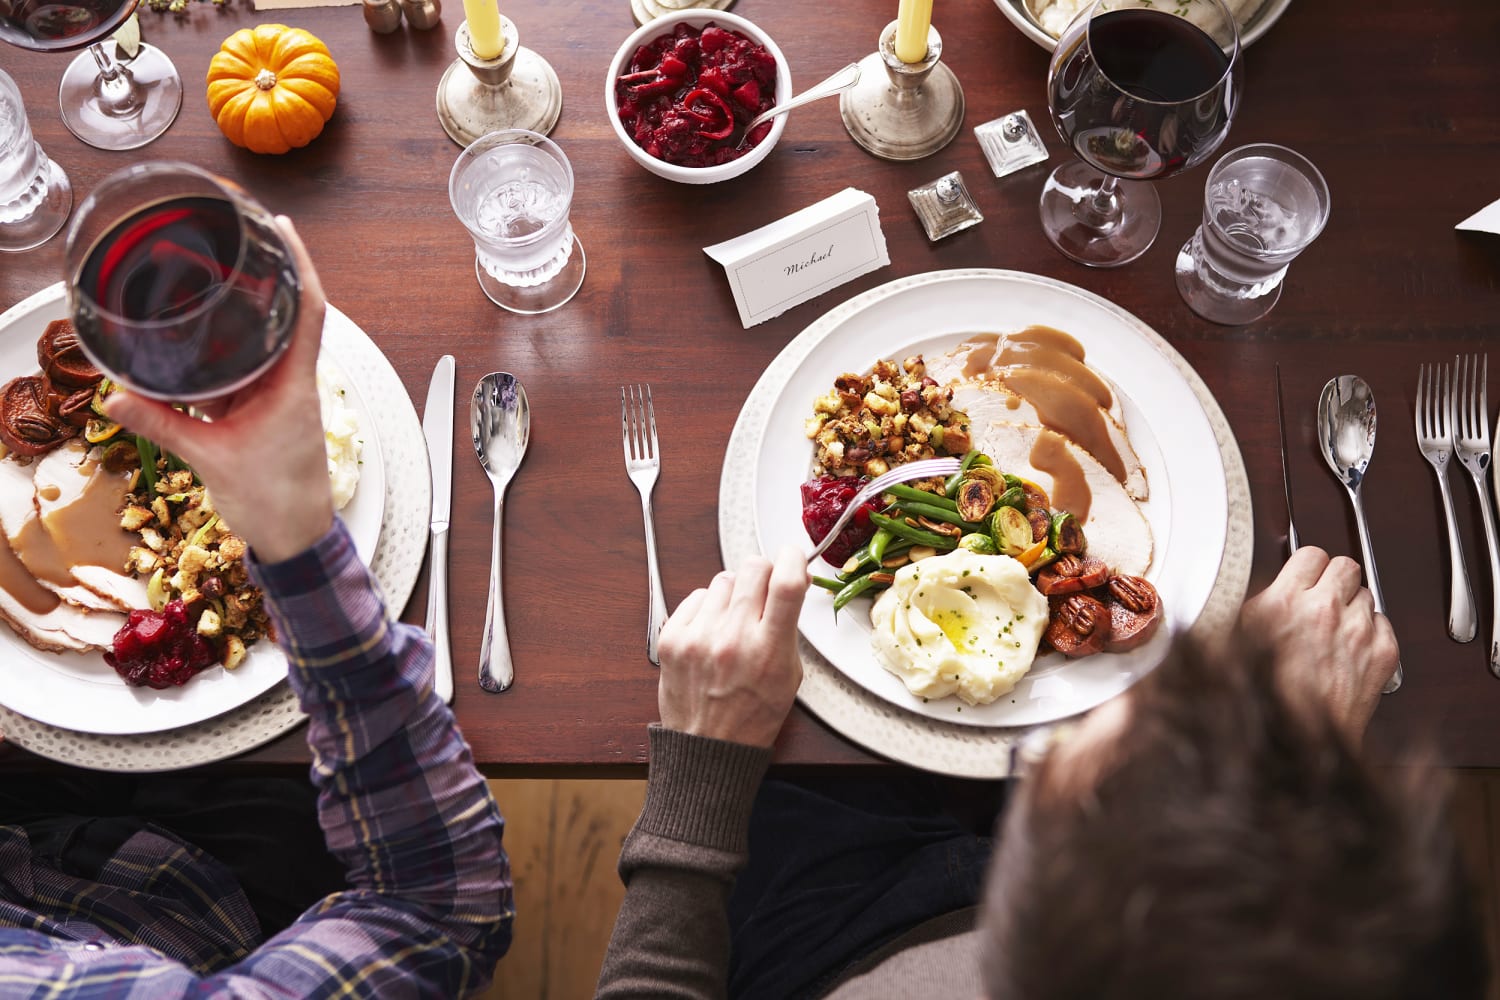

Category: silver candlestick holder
[839, 20, 964, 161]
[436, 17, 562, 147]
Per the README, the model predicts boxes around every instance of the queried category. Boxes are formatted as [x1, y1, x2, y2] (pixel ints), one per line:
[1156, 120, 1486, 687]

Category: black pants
[0, 771, 346, 939]
[725, 773, 1006, 1000]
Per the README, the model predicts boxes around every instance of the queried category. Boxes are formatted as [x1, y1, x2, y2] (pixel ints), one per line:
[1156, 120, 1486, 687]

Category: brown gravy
[956, 327, 1126, 485]
[1029, 429, 1091, 524]
[0, 531, 60, 615]
[15, 458, 135, 587]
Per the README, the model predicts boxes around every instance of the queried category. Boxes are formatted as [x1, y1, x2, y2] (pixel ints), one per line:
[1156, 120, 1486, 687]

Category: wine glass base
[59, 43, 183, 151]
[0, 159, 71, 253]
[475, 235, 586, 314]
[1174, 235, 1283, 325]
[1038, 160, 1160, 268]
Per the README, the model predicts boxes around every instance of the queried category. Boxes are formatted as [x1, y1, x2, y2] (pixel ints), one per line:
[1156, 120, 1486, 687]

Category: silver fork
[1453, 354, 1500, 675]
[621, 385, 668, 666]
[806, 457, 962, 564]
[1415, 362, 1477, 642]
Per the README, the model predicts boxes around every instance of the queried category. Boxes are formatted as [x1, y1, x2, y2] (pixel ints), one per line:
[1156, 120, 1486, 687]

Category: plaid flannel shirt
[0, 520, 513, 998]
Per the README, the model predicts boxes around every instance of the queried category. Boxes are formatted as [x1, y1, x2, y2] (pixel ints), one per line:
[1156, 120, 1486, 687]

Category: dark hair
[979, 635, 1487, 1000]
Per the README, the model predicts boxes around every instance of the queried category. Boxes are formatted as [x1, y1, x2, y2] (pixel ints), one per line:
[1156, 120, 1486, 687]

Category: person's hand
[1239, 546, 1399, 743]
[656, 546, 809, 748]
[103, 217, 333, 565]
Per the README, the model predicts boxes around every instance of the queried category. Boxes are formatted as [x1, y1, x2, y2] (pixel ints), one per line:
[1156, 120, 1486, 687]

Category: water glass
[0, 68, 72, 253]
[449, 129, 586, 315]
[1175, 143, 1330, 325]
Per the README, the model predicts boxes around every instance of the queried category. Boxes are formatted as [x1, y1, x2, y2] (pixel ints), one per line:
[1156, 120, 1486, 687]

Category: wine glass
[0, 0, 183, 151]
[1039, 0, 1241, 267]
[65, 162, 300, 402]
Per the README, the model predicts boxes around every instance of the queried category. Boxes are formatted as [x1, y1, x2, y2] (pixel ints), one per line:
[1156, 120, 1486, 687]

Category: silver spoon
[471, 372, 530, 693]
[1317, 375, 1402, 694]
[735, 62, 862, 150]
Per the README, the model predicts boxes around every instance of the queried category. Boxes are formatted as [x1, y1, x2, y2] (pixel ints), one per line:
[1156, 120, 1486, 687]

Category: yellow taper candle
[894, 0, 933, 63]
[463, 0, 504, 60]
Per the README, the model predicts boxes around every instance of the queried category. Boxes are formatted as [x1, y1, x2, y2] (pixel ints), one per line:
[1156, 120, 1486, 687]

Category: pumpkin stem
[254, 68, 277, 90]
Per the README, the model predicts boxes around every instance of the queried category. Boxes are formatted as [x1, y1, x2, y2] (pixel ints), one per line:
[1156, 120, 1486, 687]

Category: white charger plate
[720, 270, 1253, 773]
[996, 0, 1293, 52]
[0, 283, 384, 735]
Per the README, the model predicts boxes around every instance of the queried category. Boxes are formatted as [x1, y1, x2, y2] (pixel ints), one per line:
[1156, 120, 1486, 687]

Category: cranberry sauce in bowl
[605, 9, 792, 184]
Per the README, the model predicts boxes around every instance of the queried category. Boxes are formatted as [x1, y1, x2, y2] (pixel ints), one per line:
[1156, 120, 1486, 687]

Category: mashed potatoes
[315, 363, 362, 511]
[869, 549, 1049, 706]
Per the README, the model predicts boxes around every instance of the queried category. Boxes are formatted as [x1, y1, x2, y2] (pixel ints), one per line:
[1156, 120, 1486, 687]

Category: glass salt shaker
[399, 0, 441, 29]
[363, 0, 403, 34]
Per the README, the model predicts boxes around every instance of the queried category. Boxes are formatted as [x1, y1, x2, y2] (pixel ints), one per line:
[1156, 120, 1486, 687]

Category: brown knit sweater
[594, 726, 981, 999]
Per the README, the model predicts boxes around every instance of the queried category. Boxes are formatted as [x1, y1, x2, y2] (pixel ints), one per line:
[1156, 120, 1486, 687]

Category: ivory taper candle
[894, 0, 933, 63]
[463, 0, 503, 59]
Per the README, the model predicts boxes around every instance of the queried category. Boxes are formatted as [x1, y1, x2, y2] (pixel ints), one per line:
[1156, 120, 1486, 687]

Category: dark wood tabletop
[1, 0, 1498, 773]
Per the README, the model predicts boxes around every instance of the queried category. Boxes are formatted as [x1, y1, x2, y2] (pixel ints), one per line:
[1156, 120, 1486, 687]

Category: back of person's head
[978, 635, 1487, 1000]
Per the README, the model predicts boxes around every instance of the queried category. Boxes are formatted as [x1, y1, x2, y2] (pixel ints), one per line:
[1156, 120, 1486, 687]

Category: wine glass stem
[1081, 174, 1123, 233]
[88, 42, 144, 119]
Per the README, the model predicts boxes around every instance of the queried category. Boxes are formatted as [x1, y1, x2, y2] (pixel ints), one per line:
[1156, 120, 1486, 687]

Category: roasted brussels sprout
[958, 532, 999, 555]
[989, 505, 1032, 556]
[956, 477, 996, 522]
[1050, 512, 1086, 555]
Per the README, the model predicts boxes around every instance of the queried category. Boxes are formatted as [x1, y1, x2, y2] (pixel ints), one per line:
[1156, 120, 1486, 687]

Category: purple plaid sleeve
[0, 520, 513, 998]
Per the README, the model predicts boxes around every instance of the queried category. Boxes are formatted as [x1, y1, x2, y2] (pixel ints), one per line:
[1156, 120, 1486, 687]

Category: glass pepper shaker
[363, 0, 402, 34]
[399, 0, 441, 29]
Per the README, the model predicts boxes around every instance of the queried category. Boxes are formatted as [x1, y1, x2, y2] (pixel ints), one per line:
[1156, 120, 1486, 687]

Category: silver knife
[422, 355, 456, 704]
[1275, 364, 1299, 555]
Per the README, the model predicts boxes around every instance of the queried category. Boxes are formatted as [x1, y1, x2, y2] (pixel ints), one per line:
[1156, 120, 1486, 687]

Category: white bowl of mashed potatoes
[996, 0, 1291, 52]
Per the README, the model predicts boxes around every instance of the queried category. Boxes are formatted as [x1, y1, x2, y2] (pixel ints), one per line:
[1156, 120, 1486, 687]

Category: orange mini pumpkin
[207, 24, 340, 155]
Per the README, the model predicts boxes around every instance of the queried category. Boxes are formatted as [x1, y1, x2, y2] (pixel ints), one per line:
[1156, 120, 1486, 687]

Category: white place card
[704, 188, 890, 329]
[1457, 197, 1500, 234]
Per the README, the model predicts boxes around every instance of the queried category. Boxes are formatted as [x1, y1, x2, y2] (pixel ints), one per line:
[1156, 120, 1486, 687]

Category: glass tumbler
[449, 129, 586, 315]
[0, 68, 72, 253]
[1175, 143, 1330, 325]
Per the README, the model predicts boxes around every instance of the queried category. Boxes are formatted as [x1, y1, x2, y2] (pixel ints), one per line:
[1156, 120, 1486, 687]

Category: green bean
[832, 572, 890, 612]
[869, 511, 959, 550]
[868, 526, 895, 564]
[882, 483, 958, 510]
[944, 450, 983, 498]
[811, 576, 844, 593]
[895, 501, 985, 533]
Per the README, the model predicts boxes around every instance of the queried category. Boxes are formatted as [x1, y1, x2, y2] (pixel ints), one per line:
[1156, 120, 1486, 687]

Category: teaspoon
[735, 62, 862, 150]
[1317, 375, 1402, 694]
[471, 372, 530, 693]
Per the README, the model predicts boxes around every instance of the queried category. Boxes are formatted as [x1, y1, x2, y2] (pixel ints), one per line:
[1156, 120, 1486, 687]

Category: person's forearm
[596, 726, 770, 1000]
[243, 522, 513, 991]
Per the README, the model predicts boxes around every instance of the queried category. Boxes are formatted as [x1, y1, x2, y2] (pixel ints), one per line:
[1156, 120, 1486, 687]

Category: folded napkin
[1456, 197, 1500, 234]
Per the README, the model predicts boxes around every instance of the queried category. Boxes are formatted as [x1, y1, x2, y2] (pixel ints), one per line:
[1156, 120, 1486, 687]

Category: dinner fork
[1453, 354, 1500, 675]
[806, 457, 963, 565]
[1415, 362, 1476, 642]
[621, 385, 668, 666]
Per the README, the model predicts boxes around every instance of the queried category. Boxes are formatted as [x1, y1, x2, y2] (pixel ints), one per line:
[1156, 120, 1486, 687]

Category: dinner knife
[423, 355, 456, 704]
[1275, 364, 1299, 555]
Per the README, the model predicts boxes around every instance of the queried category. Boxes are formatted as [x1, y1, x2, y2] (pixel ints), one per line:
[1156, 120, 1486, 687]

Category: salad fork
[1414, 362, 1476, 642]
[806, 457, 962, 565]
[621, 385, 668, 666]
[1453, 354, 1500, 675]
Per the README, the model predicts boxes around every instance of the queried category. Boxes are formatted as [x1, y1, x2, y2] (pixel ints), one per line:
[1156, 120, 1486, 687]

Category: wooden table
[2, 0, 1498, 773]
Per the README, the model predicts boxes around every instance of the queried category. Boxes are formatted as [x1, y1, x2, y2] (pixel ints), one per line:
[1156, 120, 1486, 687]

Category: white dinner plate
[0, 283, 385, 735]
[996, 0, 1293, 52]
[742, 270, 1229, 729]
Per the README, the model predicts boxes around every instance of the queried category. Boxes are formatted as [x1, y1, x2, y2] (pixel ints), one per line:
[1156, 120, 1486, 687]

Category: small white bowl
[994, 0, 1293, 52]
[605, 9, 793, 185]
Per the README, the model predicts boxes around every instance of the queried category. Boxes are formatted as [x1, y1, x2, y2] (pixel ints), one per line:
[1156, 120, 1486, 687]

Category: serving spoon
[735, 62, 862, 150]
[1317, 375, 1402, 694]
[471, 372, 530, 693]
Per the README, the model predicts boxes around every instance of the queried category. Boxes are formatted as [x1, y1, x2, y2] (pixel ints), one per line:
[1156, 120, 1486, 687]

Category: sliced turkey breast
[32, 441, 149, 611]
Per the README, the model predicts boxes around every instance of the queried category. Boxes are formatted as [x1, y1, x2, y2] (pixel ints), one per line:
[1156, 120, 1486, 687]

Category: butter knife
[1275, 364, 1299, 555]
[422, 355, 455, 704]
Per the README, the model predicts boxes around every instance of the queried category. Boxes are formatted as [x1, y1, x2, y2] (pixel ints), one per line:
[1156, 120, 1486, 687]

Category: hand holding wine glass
[1040, 0, 1242, 267]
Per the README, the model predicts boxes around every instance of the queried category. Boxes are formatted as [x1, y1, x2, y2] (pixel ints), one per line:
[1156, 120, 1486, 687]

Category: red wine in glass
[67, 165, 299, 402]
[0, 0, 137, 51]
[1039, 0, 1241, 267]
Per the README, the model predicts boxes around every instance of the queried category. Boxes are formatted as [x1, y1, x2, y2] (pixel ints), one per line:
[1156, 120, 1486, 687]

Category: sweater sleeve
[595, 725, 771, 1000]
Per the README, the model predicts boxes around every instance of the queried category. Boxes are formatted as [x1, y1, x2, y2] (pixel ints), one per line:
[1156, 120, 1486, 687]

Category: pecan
[1051, 553, 1086, 578]
[1057, 594, 1103, 636]
[1108, 575, 1158, 614]
[868, 572, 896, 585]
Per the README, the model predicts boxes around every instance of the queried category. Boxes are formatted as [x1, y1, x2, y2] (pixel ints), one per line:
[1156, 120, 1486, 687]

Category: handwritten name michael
[784, 244, 835, 277]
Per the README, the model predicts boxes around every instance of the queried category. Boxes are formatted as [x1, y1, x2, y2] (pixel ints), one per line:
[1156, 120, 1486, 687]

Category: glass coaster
[974, 110, 1049, 178]
[908, 171, 983, 242]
